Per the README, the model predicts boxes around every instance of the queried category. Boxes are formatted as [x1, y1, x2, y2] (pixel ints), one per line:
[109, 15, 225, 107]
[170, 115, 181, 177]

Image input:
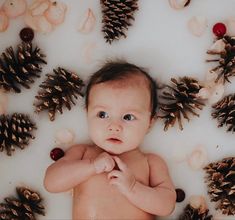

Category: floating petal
[187, 145, 208, 170]
[189, 195, 208, 214]
[3, 0, 27, 18]
[208, 39, 226, 53]
[168, 0, 190, 10]
[197, 88, 210, 99]
[78, 8, 96, 34]
[24, 9, 38, 30]
[36, 15, 53, 33]
[31, 0, 49, 16]
[44, 1, 67, 25]
[55, 128, 75, 145]
[0, 10, 9, 32]
[188, 16, 207, 37]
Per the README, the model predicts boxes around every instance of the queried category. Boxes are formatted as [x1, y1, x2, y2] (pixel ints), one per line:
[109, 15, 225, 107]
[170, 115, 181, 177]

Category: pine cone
[157, 77, 205, 130]
[34, 67, 85, 121]
[0, 113, 36, 156]
[211, 94, 235, 133]
[207, 36, 235, 83]
[0, 41, 46, 93]
[0, 186, 45, 220]
[178, 204, 213, 220]
[100, 0, 139, 44]
[204, 157, 235, 215]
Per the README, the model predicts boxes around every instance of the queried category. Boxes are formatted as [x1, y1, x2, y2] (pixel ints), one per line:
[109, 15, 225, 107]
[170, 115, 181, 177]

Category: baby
[44, 61, 176, 219]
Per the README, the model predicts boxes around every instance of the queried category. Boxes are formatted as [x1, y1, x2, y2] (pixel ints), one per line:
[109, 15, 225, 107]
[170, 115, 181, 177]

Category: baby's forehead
[105, 73, 150, 89]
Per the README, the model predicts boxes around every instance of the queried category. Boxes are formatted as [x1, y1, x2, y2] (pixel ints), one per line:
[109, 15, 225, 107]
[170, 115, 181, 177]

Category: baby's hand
[108, 156, 136, 195]
[93, 152, 115, 174]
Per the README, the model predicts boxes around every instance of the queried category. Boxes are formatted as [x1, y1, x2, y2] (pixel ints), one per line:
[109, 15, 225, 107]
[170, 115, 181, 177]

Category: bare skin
[44, 74, 176, 219]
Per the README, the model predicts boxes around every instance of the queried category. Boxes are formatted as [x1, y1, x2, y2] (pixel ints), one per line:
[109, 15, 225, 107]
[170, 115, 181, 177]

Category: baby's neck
[100, 147, 140, 157]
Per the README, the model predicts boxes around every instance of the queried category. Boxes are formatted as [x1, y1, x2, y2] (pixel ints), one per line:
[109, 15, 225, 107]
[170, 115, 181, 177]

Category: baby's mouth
[107, 138, 122, 144]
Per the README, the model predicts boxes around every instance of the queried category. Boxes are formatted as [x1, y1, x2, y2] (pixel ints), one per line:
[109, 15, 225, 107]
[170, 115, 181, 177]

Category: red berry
[212, 23, 226, 37]
[175, 188, 186, 202]
[19, 27, 34, 42]
[50, 147, 65, 161]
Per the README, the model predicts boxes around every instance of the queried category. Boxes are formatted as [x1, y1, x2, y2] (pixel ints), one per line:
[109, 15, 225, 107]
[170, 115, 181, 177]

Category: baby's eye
[123, 114, 136, 121]
[97, 111, 109, 119]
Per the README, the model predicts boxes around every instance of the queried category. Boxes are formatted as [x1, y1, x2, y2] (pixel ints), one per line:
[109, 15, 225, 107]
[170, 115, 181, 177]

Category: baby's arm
[44, 145, 94, 193]
[44, 145, 115, 193]
[108, 154, 176, 216]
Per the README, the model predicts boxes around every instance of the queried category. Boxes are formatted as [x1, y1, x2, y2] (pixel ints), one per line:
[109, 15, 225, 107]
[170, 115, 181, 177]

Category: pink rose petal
[208, 39, 226, 53]
[55, 128, 75, 145]
[83, 42, 97, 64]
[168, 0, 190, 10]
[31, 1, 49, 16]
[208, 83, 225, 105]
[3, 0, 27, 18]
[78, 8, 96, 34]
[197, 88, 210, 99]
[0, 10, 9, 32]
[189, 195, 207, 214]
[187, 145, 208, 170]
[188, 16, 207, 37]
[44, 1, 67, 25]
[24, 9, 38, 30]
[36, 15, 53, 33]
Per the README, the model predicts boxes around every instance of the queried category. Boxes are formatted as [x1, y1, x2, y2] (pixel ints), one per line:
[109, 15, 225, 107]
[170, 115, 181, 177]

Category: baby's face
[87, 75, 153, 155]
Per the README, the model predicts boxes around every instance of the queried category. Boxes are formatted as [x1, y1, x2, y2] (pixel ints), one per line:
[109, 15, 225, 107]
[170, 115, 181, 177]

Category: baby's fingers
[113, 156, 127, 172]
[107, 170, 121, 179]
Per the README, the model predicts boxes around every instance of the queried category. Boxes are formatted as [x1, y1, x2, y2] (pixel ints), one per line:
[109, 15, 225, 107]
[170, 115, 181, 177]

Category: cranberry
[212, 23, 226, 37]
[175, 188, 186, 202]
[19, 27, 34, 42]
[50, 147, 65, 161]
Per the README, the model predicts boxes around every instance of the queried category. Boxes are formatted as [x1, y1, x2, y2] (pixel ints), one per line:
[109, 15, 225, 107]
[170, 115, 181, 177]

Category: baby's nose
[108, 122, 122, 132]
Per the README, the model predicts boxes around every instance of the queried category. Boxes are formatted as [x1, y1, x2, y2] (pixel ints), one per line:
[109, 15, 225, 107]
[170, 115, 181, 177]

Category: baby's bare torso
[73, 146, 154, 220]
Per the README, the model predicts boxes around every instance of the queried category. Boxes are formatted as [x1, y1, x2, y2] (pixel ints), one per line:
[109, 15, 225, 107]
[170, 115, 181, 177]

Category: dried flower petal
[78, 8, 96, 34]
[205, 70, 218, 82]
[188, 16, 207, 37]
[55, 128, 75, 145]
[3, 0, 27, 18]
[208, 83, 225, 104]
[197, 88, 210, 99]
[187, 145, 208, 170]
[24, 9, 38, 30]
[44, 1, 67, 25]
[82, 42, 97, 64]
[0, 10, 9, 32]
[168, 0, 190, 10]
[29, 0, 47, 11]
[31, 0, 49, 16]
[189, 195, 208, 214]
[36, 15, 53, 33]
[208, 39, 226, 53]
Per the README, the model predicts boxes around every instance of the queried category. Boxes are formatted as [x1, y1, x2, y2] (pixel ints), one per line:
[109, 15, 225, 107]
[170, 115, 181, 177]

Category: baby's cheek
[129, 127, 146, 145]
[89, 122, 104, 143]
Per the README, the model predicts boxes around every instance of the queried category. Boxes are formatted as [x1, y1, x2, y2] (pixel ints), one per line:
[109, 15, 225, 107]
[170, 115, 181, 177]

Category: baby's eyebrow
[91, 105, 107, 110]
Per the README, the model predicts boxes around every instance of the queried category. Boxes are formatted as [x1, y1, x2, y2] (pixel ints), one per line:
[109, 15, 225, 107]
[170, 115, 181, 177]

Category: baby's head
[85, 61, 158, 154]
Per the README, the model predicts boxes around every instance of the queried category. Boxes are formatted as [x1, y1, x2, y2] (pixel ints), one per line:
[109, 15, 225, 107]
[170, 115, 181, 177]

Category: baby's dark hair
[85, 61, 158, 118]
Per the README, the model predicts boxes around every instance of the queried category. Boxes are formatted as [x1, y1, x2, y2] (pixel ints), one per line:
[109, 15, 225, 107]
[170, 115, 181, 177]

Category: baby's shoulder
[144, 153, 168, 170]
[64, 144, 94, 160]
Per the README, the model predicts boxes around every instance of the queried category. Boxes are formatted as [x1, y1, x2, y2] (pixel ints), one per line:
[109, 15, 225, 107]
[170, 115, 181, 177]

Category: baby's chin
[97, 142, 137, 155]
